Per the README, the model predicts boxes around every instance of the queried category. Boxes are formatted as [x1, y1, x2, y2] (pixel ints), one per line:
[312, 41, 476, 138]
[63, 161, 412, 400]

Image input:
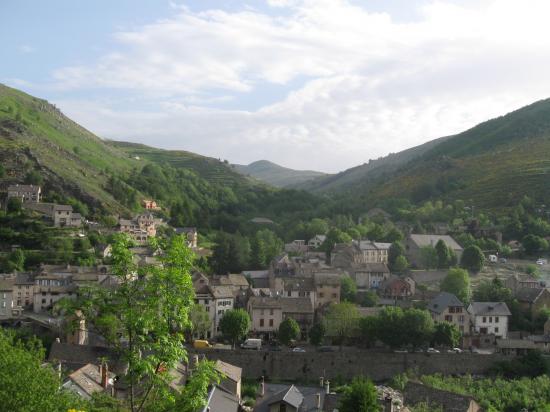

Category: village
[2, 184, 550, 411]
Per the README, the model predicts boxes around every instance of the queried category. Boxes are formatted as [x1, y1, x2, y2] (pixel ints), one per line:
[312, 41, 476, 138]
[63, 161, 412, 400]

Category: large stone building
[7, 184, 41, 203]
[427, 292, 469, 334]
[468, 302, 511, 339]
[405, 234, 463, 268]
[194, 284, 234, 338]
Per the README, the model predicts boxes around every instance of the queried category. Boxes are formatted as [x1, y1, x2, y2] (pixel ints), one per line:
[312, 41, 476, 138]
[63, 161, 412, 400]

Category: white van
[488, 255, 498, 263]
[241, 338, 262, 350]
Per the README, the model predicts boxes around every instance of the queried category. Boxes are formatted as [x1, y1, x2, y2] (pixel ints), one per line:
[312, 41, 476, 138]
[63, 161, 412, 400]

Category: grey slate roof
[254, 383, 333, 412]
[202, 385, 239, 412]
[516, 287, 547, 303]
[215, 360, 242, 383]
[468, 302, 511, 317]
[428, 292, 464, 314]
[409, 234, 463, 251]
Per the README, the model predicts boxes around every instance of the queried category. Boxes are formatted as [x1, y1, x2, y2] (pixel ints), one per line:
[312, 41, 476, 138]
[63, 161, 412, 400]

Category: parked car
[536, 259, 547, 265]
[193, 340, 212, 349]
[241, 338, 262, 350]
[426, 348, 440, 353]
[317, 346, 335, 352]
[447, 347, 463, 353]
[393, 349, 408, 353]
[292, 347, 306, 353]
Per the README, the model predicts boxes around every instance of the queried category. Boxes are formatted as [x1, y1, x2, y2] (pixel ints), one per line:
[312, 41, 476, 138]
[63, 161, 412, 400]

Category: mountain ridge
[232, 159, 326, 187]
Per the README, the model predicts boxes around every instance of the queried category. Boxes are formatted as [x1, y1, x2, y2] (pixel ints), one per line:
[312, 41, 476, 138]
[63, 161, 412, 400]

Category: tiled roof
[515, 287, 547, 303]
[468, 302, 511, 317]
[408, 234, 463, 251]
[428, 292, 464, 314]
[64, 363, 114, 398]
[215, 360, 242, 383]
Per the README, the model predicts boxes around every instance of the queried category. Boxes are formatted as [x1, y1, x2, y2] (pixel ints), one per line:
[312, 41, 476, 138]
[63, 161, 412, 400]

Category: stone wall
[194, 349, 510, 382]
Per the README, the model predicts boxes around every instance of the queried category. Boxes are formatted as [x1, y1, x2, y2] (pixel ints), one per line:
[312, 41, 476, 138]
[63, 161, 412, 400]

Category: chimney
[101, 362, 109, 389]
[319, 376, 324, 388]
[324, 380, 330, 394]
[316, 393, 321, 409]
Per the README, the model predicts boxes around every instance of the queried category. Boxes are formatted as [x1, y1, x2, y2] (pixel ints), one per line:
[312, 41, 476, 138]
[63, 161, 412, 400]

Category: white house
[308, 235, 327, 249]
[194, 284, 234, 338]
[468, 302, 511, 339]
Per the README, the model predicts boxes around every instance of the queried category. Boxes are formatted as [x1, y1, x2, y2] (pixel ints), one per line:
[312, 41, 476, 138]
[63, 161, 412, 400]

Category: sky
[2, 0, 550, 173]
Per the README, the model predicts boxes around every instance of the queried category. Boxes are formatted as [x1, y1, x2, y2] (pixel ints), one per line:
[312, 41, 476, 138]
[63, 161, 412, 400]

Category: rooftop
[408, 234, 463, 251]
[428, 292, 465, 314]
[468, 302, 511, 316]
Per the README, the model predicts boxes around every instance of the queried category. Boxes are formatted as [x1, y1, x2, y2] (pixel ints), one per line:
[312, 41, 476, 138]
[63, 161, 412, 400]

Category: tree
[393, 255, 409, 273]
[309, 323, 325, 346]
[388, 242, 405, 271]
[24, 170, 43, 185]
[432, 322, 460, 348]
[402, 309, 434, 349]
[435, 239, 451, 269]
[522, 234, 549, 256]
[420, 245, 438, 269]
[6, 249, 25, 272]
[323, 302, 360, 346]
[362, 291, 379, 307]
[279, 317, 300, 346]
[473, 278, 512, 302]
[7, 197, 22, 213]
[322, 228, 352, 262]
[220, 309, 250, 347]
[440, 268, 471, 304]
[377, 306, 405, 349]
[340, 275, 357, 302]
[339, 376, 380, 412]
[0, 329, 86, 411]
[250, 229, 283, 269]
[359, 316, 379, 348]
[188, 304, 212, 340]
[67, 234, 218, 412]
[460, 245, 485, 272]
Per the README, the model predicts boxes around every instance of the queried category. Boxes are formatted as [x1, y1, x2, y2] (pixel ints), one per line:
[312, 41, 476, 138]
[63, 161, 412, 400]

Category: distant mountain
[302, 98, 550, 210]
[233, 160, 326, 187]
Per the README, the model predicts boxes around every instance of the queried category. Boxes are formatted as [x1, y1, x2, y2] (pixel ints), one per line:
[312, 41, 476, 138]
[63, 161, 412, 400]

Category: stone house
[405, 234, 463, 268]
[284, 240, 308, 254]
[331, 240, 391, 269]
[7, 184, 41, 203]
[247, 296, 313, 338]
[352, 262, 390, 291]
[0, 278, 15, 317]
[33, 273, 76, 313]
[22, 202, 82, 227]
[194, 284, 234, 338]
[13, 272, 35, 309]
[515, 287, 550, 316]
[505, 274, 544, 293]
[174, 227, 198, 248]
[380, 276, 415, 300]
[276, 277, 316, 308]
[468, 302, 511, 339]
[308, 235, 327, 249]
[141, 199, 160, 210]
[313, 273, 341, 308]
[427, 292, 469, 334]
[215, 360, 242, 401]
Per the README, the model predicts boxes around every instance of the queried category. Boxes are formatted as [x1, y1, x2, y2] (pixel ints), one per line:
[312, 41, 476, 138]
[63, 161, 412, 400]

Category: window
[319, 293, 324, 298]
[269, 319, 274, 327]
[205, 306, 210, 312]
[489, 317, 492, 323]
[495, 327, 499, 333]
[449, 307, 455, 313]
[287, 291, 291, 297]
[459, 315, 465, 323]
[482, 317, 486, 323]
[495, 316, 499, 322]
[41, 299, 46, 304]
[279, 404, 287, 412]
[332, 293, 337, 298]
[445, 315, 452, 322]
[260, 319, 264, 327]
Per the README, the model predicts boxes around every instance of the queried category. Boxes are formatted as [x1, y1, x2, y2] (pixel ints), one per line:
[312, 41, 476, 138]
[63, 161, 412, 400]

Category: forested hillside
[233, 160, 326, 187]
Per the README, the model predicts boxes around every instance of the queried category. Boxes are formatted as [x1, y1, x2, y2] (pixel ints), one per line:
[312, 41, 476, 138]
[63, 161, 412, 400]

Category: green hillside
[232, 159, 326, 187]
[0, 84, 319, 225]
[335, 99, 550, 210]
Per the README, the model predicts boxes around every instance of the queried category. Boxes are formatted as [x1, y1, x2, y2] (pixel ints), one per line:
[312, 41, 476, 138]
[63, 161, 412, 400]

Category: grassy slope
[232, 160, 326, 187]
[363, 99, 550, 209]
[0, 84, 263, 215]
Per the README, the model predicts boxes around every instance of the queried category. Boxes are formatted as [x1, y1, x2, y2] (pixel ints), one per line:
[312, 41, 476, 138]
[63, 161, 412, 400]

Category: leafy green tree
[402, 309, 434, 349]
[388, 242, 405, 271]
[362, 291, 379, 307]
[522, 234, 549, 255]
[460, 245, 485, 272]
[435, 239, 451, 269]
[359, 316, 379, 348]
[323, 302, 360, 346]
[0, 329, 86, 411]
[66, 234, 218, 412]
[7, 197, 22, 213]
[473, 278, 512, 302]
[6, 248, 25, 272]
[340, 275, 357, 302]
[220, 308, 251, 347]
[432, 322, 460, 348]
[24, 170, 43, 185]
[420, 245, 438, 269]
[278, 317, 300, 346]
[309, 322, 325, 346]
[377, 306, 405, 349]
[393, 255, 409, 273]
[322, 228, 352, 261]
[440, 268, 471, 304]
[188, 304, 212, 339]
[339, 376, 380, 412]
[526, 264, 541, 278]
[250, 229, 283, 268]
[210, 232, 250, 274]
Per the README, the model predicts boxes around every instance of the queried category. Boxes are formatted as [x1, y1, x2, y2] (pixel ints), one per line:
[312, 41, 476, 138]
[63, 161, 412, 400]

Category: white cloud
[18, 45, 35, 54]
[50, 0, 550, 172]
